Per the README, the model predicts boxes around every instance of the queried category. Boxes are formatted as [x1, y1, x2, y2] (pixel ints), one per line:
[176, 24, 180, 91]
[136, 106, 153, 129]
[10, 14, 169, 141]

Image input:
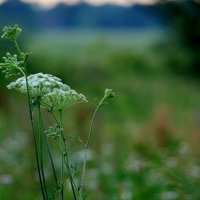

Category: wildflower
[1, 25, 22, 41]
[42, 88, 87, 111]
[7, 73, 87, 110]
[104, 89, 115, 99]
[0, 53, 24, 78]
[7, 73, 69, 98]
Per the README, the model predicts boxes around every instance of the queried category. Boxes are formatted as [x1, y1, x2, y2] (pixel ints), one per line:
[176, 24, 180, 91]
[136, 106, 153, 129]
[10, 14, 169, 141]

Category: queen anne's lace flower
[7, 72, 87, 110]
[41, 88, 87, 111]
[7, 73, 70, 97]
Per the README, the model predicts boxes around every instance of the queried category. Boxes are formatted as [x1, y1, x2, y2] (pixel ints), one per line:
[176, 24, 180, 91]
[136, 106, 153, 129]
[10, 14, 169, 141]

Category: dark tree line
[161, 0, 200, 76]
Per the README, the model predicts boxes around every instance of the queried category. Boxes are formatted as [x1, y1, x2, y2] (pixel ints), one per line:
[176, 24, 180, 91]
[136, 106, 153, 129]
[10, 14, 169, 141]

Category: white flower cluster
[42, 88, 87, 111]
[7, 73, 87, 110]
[7, 73, 67, 96]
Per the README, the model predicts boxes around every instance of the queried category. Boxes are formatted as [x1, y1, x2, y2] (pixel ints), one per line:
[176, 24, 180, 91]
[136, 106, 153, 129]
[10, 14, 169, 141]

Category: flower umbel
[7, 72, 87, 110]
[1, 25, 22, 41]
[0, 53, 25, 78]
[7, 73, 69, 98]
[42, 88, 87, 111]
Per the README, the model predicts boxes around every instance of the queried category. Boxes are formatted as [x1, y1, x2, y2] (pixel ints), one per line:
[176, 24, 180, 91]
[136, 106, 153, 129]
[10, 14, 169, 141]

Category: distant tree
[160, 0, 200, 76]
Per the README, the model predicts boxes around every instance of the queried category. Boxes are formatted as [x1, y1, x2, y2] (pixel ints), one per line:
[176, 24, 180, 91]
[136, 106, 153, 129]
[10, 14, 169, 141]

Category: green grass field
[0, 30, 200, 200]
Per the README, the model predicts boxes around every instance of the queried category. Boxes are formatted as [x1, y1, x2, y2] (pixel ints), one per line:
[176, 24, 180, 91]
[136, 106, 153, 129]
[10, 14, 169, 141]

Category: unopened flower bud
[104, 89, 115, 99]
[1, 25, 22, 41]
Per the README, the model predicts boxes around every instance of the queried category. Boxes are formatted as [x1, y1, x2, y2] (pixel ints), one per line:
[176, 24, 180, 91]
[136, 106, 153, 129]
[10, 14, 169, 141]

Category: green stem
[14, 40, 46, 200]
[63, 152, 77, 200]
[59, 111, 64, 199]
[14, 41, 26, 76]
[50, 111, 80, 200]
[39, 105, 61, 200]
[17, 66, 25, 76]
[59, 110, 77, 200]
[40, 108, 58, 186]
[38, 105, 48, 200]
[80, 97, 106, 194]
[55, 139, 81, 200]
[14, 41, 22, 57]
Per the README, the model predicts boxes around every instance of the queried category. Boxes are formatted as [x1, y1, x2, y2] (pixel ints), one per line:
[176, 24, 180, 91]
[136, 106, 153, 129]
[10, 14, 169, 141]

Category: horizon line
[0, 0, 156, 9]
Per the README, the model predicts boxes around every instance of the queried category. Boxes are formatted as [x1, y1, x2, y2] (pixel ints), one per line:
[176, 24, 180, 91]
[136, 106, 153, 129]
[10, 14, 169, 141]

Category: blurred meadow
[1, 0, 200, 199]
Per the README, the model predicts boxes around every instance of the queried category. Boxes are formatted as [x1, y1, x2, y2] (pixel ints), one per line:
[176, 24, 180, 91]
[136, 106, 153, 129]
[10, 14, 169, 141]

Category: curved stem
[80, 97, 106, 194]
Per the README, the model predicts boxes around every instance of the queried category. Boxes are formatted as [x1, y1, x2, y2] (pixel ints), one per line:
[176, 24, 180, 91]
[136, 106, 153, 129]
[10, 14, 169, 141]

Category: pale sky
[0, 0, 156, 8]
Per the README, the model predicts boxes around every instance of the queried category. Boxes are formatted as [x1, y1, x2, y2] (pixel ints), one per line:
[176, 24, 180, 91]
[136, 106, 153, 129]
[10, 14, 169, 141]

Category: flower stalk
[80, 89, 115, 195]
[0, 25, 114, 200]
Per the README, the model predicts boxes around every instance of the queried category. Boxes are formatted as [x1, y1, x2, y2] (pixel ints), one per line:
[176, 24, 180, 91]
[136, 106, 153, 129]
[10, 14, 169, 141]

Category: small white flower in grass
[42, 88, 87, 111]
[0, 174, 14, 185]
[7, 73, 70, 98]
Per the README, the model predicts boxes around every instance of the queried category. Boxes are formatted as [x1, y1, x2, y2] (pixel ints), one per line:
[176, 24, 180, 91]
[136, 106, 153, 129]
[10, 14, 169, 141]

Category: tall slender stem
[38, 105, 48, 199]
[39, 105, 61, 200]
[40, 107, 59, 183]
[59, 110, 77, 200]
[59, 111, 64, 199]
[14, 41, 22, 57]
[50, 111, 79, 200]
[14, 40, 46, 200]
[80, 97, 106, 194]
